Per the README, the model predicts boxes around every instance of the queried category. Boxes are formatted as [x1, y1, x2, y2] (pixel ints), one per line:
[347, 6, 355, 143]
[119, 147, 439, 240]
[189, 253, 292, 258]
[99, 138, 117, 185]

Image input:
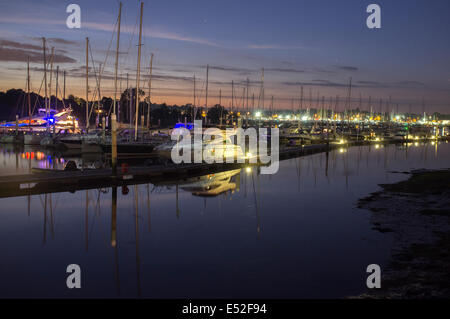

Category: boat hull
[24, 134, 44, 145]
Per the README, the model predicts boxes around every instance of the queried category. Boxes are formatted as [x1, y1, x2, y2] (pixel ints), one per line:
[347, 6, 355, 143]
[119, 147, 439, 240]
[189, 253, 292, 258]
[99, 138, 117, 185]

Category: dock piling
[111, 114, 118, 175]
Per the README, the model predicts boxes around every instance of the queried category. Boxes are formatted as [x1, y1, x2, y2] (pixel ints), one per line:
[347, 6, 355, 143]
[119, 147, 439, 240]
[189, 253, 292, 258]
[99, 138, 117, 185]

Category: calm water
[0, 141, 448, 298]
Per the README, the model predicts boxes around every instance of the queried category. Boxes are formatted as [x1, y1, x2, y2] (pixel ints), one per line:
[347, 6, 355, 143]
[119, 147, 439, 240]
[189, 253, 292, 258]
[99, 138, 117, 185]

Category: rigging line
[86, 17, 117, 119]
[120, 4, 140, 83]
[196, 80, 206, 107]
[30, 68, 46, 115]
[9, 87, 25, 121]
[20, 78, 27, 117]
[55, 82, 66, 109]
[99, 14, 118, 80]
[88, 44, 101, 119]
[101, 15, 120, 118]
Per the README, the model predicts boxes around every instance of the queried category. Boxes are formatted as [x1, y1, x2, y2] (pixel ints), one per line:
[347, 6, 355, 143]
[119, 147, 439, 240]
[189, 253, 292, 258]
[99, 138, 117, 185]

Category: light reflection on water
[0, 141, 448, 298]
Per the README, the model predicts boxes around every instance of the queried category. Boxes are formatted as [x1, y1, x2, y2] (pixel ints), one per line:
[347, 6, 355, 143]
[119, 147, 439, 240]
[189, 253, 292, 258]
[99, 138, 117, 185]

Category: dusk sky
[0, 0, 449, 113]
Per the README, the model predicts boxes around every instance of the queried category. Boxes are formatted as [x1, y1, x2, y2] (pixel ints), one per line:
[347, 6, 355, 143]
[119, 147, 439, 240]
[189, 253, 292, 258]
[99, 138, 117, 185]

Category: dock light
[301, 116, 308, 121]
[246, 167, 252, 173]
[375, 137, 380, 142]
[339, 139, 345, 144]
[246, 152, 252, 158]
[255, 111, 261, 118]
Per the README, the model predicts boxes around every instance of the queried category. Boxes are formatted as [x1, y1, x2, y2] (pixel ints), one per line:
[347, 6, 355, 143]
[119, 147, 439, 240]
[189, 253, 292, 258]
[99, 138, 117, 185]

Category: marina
[0, 0, 449, 303]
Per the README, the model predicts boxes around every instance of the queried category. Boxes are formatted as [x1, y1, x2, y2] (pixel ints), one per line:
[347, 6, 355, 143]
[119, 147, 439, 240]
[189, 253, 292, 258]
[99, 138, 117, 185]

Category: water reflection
[0, 141, 448, 298]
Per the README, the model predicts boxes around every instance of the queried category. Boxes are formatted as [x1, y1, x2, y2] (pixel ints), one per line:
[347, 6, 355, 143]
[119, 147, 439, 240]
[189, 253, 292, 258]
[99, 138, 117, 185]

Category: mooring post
[102, 117, 106, 141]
[111, 114, 118, 176]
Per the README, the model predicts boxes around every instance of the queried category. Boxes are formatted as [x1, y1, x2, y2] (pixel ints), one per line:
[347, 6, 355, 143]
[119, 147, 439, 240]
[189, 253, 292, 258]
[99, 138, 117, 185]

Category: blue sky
[0, 0, 449, 113]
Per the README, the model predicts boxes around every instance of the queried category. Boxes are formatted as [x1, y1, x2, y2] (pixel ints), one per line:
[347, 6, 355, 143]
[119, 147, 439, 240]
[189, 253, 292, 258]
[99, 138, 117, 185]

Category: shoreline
[356, 169, 450, 298]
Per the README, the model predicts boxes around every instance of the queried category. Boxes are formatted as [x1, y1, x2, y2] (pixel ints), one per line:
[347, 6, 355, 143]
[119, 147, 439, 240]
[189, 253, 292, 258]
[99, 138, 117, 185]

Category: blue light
[44, 117, 56, 124]
[174, 123, 194, 130]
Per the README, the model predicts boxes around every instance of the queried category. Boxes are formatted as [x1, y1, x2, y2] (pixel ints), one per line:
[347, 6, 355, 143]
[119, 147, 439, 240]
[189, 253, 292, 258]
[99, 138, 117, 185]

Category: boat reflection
[154, 169, 241, 197]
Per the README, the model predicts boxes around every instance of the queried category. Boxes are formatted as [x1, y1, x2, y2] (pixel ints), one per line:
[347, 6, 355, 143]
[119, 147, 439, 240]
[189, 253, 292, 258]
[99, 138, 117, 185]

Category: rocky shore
[356, 169, 450, 298]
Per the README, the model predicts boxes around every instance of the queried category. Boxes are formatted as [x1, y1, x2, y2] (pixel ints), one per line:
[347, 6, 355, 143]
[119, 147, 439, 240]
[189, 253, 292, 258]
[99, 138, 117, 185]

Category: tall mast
[49, 47, 54, 110]
[42, 37, 48, 129]
[252, 93, 254, 112]
[261, 68, 264, 110]
[193, 74, 196, 120]
[242, 88, 245, 113]
[134, 1, 144, 141]
[98, 63, 102, 121]
[308, 88, 312, 118]
[271, 96, 274, 119]
[55, 65, 59, 109]
[27, 57, 31, 129]
[54, 65, 58, 132]
[86, 37, 89, 131]
[205, 64, 209, 123]
[348, 77, 352, 123]
[231, 80, 234, 112]
[147, 53, 153, 128]
[219, 89, 222, 126]
[113, 2, 122, 116]
[127, 73, 131, 127]
[63, 70, 66, 101]
[246, 78, 249, 114]
[300, 86, 303, 111]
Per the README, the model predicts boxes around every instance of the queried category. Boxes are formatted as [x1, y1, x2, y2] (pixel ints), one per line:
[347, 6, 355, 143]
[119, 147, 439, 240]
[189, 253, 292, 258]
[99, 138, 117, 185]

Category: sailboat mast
[219, 89, 222, 126]
[347, 77, 352, 123]
[49, 47, 54, 110]
[148, 55, 154, 126]
[63, 70, 66, 101]
[299, 86, 303, 126]
[27, 57, 31, 129]
[55, 66, 59, 109]
[98, 63, 102, 123]
[205, 64, 209, 123]
[246, 78, 249, 114]
[261, 68, 264, 110]
[300, 86, 303, 111]
[86, 37, 89, 131]
[231, 80, 234, 113]
[113, 2, 122, 116]
[134, 1, 144, 141]
[42, 37, 48, 129]
[193, 74, 196, 120]
[127, 73, 131, 127]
